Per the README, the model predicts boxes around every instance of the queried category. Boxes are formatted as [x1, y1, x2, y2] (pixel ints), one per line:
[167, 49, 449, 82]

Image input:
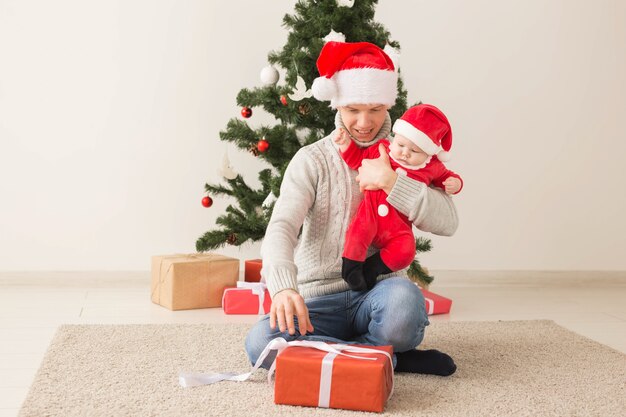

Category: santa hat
[392, 104, 453, 162]
[312, 41, 398, 108]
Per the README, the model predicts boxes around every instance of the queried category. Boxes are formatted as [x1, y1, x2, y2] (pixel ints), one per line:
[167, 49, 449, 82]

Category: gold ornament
[226, 233, 238, 245]
[298, 102, 311, 115]
[248, 144, 259, 156]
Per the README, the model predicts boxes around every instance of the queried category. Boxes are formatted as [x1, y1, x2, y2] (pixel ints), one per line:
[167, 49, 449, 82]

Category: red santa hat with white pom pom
[392, 104, 453, 162]
[312, 41, 398, 108]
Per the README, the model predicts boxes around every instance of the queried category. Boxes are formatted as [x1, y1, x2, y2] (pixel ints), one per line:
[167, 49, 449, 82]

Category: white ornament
[336, 0, 355, 8]
[323, 29, 346, 43]
[288, 76, 313, 101]
[377, 204, 389, 217]
[219, 153, 237, 180]
[262, 192, 277, 208]
[383, 44, 401, 70]
[295, 127, 311, 146]
[255, 207, 264, 216]
[260, 65, 279, 86]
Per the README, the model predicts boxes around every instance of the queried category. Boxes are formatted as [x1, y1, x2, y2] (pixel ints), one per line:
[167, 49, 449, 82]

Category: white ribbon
[424, 296, 434, 315]
[179, 338, 394, 407]
[318, 351, 338, 407]
[236, 281, 267, 315]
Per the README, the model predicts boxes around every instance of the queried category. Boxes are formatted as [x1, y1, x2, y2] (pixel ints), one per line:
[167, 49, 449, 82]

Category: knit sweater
[261, 112, 459, 299]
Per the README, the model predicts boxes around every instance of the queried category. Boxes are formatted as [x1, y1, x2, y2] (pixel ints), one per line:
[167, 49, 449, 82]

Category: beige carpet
[19, 321, 626, 416]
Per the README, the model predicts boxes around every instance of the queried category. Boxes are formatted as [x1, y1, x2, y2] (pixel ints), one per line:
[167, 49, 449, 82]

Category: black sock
[341, 257, 367, 291]
[395, 349, 457, 376]
[363, 252, 393, 290]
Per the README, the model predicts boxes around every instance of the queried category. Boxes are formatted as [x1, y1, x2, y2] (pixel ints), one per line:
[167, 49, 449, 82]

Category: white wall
[0, 0, 624, 271]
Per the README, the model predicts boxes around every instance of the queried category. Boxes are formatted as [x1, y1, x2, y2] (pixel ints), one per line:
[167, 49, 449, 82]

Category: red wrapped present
[274, 341, 394, 412]
[420, 286, 453, 315]
[222, 282, 271, 315]
[244, 258, 263, 282]
[178, 338, 394, 413]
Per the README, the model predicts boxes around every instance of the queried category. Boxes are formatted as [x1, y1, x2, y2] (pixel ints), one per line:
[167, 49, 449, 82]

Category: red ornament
[201, 196, 213, 208]
[241, 107, 252, 118]
[257, 138, 270, 153]
[280, 95, 288, 106]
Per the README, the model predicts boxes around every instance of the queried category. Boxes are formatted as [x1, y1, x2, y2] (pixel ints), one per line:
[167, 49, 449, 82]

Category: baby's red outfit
[341, 139, 462, 271]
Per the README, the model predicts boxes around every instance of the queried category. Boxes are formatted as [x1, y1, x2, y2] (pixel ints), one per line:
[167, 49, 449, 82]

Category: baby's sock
[363, 252, 392, 290]
[395, 349, 457, 376]
[341, 258, 367, 291]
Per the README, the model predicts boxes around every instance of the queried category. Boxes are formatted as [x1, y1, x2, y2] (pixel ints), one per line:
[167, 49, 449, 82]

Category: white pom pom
[437, 150, 451, 162]
[312, 77, 337, 101]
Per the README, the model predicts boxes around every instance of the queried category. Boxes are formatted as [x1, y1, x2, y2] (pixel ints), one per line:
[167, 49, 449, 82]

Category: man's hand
[355, 143, 398, 194]
[443, 177, 461, 194]
[269, 289, 314, 336]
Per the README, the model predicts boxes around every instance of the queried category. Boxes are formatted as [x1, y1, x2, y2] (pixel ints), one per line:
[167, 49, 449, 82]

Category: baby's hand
[443, 177, 462, 194]
[334, 128, 349, 149]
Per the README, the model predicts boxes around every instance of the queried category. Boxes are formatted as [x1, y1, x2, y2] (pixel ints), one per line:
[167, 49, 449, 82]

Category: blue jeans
[244, 277, 430, 369]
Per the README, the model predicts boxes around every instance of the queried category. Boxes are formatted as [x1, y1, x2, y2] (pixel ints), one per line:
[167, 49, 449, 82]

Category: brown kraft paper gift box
[151, 253, 239, 310]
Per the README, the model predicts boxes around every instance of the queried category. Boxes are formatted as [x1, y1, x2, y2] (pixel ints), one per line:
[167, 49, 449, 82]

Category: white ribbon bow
[236, 281, 267, 315]
[179, 338, 394, 408]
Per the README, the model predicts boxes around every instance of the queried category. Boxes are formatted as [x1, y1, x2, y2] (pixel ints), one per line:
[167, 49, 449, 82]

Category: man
[245, 42, 458, 376]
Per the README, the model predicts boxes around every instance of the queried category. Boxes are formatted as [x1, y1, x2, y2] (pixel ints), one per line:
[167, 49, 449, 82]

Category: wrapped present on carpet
[274, 341, 394, 412]
[420, 286, 453, 315]
[179, 338, 394, 413]
[244, 258, 263, 282]
[151, 253, 239, 310]
[222, 281, 271, 315]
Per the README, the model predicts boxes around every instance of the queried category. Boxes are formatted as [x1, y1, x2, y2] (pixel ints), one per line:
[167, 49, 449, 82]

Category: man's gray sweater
[261, 113, 459, 299]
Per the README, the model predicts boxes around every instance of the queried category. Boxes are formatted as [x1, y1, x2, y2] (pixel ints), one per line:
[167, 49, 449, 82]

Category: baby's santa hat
[312, 41, 398, 108]
[392, 104, 453, 162]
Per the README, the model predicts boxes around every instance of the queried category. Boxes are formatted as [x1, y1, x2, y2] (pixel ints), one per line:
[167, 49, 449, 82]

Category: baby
[336, 104, 463, 291]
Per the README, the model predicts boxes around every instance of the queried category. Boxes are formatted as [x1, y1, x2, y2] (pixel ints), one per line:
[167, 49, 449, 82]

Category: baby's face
[389, 134, 430, 166]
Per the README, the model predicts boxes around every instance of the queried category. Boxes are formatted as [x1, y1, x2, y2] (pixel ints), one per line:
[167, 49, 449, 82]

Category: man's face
[389, 134, 430, 167]
[338, 104, 388, 143]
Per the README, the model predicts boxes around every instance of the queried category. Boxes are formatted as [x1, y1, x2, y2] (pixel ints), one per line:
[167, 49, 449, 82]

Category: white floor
[1, 270, 625, 417]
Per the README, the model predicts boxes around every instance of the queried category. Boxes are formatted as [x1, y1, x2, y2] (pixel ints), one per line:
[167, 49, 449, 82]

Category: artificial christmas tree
[196, 0, 408, 252]
[407, 237, 436, 289]
[196, 0, 441, 288]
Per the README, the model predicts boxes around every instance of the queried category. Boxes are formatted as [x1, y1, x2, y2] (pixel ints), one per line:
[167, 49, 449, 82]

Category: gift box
[178, 339, 394, 413]
[244, 258, 263, 282]
[151, 253, 239, 310]
[274, 342, 394, 413]
[222, 282, 272, 315]
[420, 287, 453, 315]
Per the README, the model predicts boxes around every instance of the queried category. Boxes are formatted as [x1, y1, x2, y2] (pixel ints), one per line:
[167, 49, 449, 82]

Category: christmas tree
[196, 0, 406, 250]
[196, 0, 432, 286]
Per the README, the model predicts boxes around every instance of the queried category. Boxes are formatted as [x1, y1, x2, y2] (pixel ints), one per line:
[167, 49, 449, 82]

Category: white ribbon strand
[318, 351, 338, 408]
[425, 297, 434, 315]
[236, 281, 267, 315]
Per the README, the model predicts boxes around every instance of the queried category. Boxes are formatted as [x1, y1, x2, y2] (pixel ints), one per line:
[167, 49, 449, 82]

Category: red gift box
[274, 342, 394, 413]
[420, 287, 453, 315]
[244, 258, 263, 282]
[222, 282, 271, 314]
